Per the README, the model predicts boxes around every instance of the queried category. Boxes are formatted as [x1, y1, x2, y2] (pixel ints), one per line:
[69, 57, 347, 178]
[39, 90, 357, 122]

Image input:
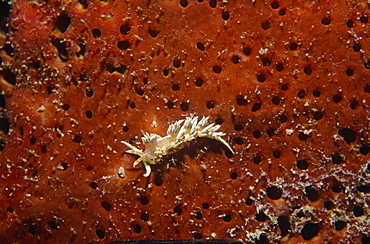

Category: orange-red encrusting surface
[0, 0, 370, 243]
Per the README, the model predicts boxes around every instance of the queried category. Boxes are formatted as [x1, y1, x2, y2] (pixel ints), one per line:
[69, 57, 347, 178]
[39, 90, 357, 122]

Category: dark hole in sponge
[255, 234, 268, 244]
[356, 185, 370, 193]
[0, 94, 5, 107]
[0, 118, 10, 134]
[332, 184, 342, 193]
[332, 154, 343, 165]
[96, 229, 105, 239]
[60, 163, 68, 170]
[140, 212, 149, 221]
[140, 196, 149, 205]
[28, 225, 37, 235]
[48, 221, 58, 229]
[346, 19, 354, 28]
[296, 160, 308, 170]
[225, 149, 233, 158]
[313, 111, 323, 120]
[333, 94, 341, 103]
[101, 201, 112, 211]
[154, 173, 163, 186]
[272, 96, 280, 105]
[297, 90, 305, 99]
[353, 43, 361, 52]
[133, 224, 142, 233]
[55, 13, 71, 33]
[195, 77, 203, 86]
[195, 211, 203, 220]
[276, 63, 284, 72]
[173, 59, 181, 68]
[261, 21, 270, 30]
[298, 132, 308, 140]
[279, 115, 288, 123]
[271, 1, 279, 9]
[257, 74, 266, 82]
[278, 216, 291, 237]
[222, 214, 231, 222]
[0, 140, 5, 151]
[360, 16, 368, 23]
[196, 42, 205, 51]
[206, 101, 215, 109]
[209, 0, 217, 8]
[180, 102, 189, 111]
[86, 88, 94, 97]
[273, 150, 280, 158]
[334, 220, 346, 231]
[3, 44, 13, 58]
[148, 29, 158, 37]
[90, 182, 98, 189]
[213, 65, 222, 73]
[243, 47, 251, 56]
[73, 135, 82, 143]
[117, 41, 130, 50]
[222, 11, 230, 21]
[232, 55, 240, 64]
[202, 202, 209, 209]
[253, 155, 262, 164]
[234, 124, 243, 131]
[324, 201, 334, 210]
[304, 66, 312, 75]
[262, 57, 271, 66]
[359, 145, 369, 155]
[4, 70, 16, 85]
[365, 84, 370, 93]
[120, 24, 130, 35]
[92, 28, 101, 38]
[0, 1, 11, 24]
[234, 137, 243, 145]
[172, 84, 180, 91]
[30, 137, 37, 145]
[85, 110, 93, 119]
[301, 223, 319, 240]
[230, 172, 238, 179]
[266, 186, 282, 199]
[353, 205, 364, 217]
[253, 130, 261, 138]
[362, 236, 370, 244]
[245, 198, 253, 205]
[338, 128, 356, 144]
[174, 206, 182, 215]
[50, 38, 69, 62]
[256, 212, 267, 222]
[251, 102, 261, 112]
[215, 118, 223, 124]
[364, 60, 370, 69]
[305, 187, 319, 202]
[166, 101, 174, 109]
[321, 18, 330, 25]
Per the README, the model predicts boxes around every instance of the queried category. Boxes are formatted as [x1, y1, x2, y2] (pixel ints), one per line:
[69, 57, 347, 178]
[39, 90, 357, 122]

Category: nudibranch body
[121, 116, 234, 177]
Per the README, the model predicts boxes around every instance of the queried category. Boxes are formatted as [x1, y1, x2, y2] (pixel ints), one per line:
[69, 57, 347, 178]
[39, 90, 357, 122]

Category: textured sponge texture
[0, 0, 370, 243]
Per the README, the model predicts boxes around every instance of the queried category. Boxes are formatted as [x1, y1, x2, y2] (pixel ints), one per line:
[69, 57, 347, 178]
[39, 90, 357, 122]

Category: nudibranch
[121, 116, 234, 177]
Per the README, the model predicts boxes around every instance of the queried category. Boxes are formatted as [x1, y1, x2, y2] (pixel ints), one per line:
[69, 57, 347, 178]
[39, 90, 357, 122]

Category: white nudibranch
[121, 116, 234, 177]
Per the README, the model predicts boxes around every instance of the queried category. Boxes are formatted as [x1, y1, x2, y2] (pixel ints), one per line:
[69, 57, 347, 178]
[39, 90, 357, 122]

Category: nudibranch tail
[143, 164, 152, 177]
[121, 116, 234, 177]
